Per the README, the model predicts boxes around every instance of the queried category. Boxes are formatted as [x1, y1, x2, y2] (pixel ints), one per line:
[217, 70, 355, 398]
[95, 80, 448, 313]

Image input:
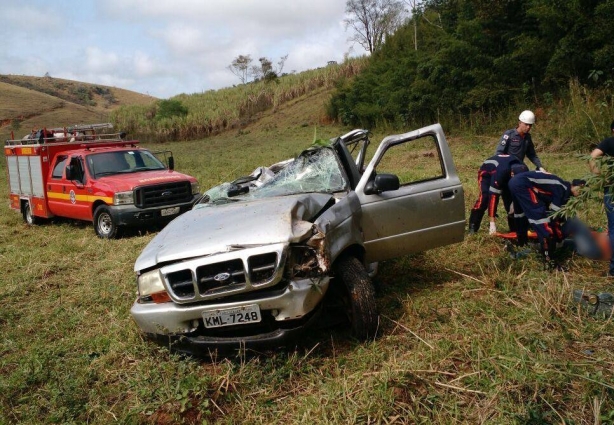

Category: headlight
[137, 269, 170, 303]
[114, 191, 134, 205]
[191, 181, 200, 195]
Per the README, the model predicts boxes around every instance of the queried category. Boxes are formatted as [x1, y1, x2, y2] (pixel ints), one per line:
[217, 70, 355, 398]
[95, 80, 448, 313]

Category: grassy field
[1, 91, 613, 424]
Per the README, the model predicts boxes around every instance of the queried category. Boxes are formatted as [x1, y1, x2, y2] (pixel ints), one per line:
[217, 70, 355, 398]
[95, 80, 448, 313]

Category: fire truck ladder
[5, 123, 128, 146]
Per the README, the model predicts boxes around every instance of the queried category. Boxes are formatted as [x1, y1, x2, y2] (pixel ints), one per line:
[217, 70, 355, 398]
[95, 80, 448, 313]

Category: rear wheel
[22, 201, 42, 225]
[333, 255, 379, 340]
[94, 205, 120, 239]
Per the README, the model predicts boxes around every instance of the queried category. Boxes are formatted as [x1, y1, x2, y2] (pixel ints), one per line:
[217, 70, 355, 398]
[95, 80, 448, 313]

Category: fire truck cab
[4, 124, 200, 238]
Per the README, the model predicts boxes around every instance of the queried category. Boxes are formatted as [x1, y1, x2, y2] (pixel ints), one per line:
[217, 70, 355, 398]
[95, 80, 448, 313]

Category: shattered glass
[198, 147, 348, 206]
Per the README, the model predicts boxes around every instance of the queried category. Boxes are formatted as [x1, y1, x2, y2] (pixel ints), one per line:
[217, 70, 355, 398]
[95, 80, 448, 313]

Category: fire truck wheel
[22, 202, 41, 225]
[94, 205, 120, 238]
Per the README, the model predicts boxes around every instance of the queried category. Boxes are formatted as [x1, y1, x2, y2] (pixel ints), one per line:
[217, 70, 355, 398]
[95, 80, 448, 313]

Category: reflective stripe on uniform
[528, 217, 551, 225]
[527, 177, 567, 188]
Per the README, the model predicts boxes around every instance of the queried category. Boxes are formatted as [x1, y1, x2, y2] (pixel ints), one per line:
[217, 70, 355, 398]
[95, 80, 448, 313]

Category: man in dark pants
[468, 154, 522, 234]
[496, 110, 546, 172]
[589, 120, 614, 276]
[509, 169, 585, 263]
[488, 157, 525, 234]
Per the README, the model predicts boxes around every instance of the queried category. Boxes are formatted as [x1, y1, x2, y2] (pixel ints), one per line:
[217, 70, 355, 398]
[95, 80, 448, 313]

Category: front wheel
[94, 205, 120, 239]
[333, 255, 379, 340]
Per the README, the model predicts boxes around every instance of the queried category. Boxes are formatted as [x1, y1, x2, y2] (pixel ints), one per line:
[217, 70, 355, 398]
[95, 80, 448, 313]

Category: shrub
[155, 99, 188, 121]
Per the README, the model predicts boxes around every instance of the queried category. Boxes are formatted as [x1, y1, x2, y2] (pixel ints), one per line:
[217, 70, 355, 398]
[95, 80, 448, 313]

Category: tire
[333, 255, 379, 340]
[94, 205, 120, 239]
[22, 201, 41, 225]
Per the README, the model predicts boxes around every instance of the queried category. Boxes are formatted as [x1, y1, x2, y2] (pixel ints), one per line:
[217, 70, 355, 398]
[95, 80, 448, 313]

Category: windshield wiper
[95, 171, 120, 177]
[209, 197, 242, 205]
[131, 166, 164, 172]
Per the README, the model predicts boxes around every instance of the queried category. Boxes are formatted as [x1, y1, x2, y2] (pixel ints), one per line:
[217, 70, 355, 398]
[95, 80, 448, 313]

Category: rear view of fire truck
[4, 123, 200, 238]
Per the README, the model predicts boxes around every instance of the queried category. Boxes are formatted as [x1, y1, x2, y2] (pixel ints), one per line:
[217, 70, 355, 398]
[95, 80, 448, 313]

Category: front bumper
[143, 306, 323, 354]
[130, 277, 329, 352]
[109, 195, 199, 227]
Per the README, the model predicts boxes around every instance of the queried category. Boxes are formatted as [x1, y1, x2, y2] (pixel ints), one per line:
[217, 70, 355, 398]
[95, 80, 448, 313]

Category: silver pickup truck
[130, 124, 465, 354]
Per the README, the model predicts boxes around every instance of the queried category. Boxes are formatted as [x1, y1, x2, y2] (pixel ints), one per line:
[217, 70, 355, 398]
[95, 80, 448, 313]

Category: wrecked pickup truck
[130, 124, 465, 353]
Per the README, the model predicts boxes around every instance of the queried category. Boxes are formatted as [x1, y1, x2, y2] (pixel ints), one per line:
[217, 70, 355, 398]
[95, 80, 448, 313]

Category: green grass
[1, 93, 613, 424]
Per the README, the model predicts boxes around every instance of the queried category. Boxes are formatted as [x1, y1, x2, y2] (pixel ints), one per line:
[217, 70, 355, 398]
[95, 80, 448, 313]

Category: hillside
[0, 74, 155, 140]
[1, 66, 613, 423]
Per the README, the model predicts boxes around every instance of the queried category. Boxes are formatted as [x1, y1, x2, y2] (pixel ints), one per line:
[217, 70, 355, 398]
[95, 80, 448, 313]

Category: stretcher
[494, 229, 611, 261]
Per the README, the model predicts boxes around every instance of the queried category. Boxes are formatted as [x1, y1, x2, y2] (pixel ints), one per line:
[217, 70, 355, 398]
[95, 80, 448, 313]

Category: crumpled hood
[135, 193, 334, 271]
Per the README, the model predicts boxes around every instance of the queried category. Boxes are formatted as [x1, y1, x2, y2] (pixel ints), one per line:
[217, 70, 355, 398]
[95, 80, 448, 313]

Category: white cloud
[133, 52, 157, 77]
[2, 4, 63, 33]
[84, 47, 120, 74]
[1, 0, 359, 98]
[158, 24, 208, 56]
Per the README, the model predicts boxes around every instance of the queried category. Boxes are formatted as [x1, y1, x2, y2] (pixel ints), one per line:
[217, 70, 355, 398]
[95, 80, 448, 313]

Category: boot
[507, 214, 516, 233]
[540, 236, 557, 270]
[468, 209, 484, 234]
[515, 216, 530, 246]
[516, 230, 529, 247]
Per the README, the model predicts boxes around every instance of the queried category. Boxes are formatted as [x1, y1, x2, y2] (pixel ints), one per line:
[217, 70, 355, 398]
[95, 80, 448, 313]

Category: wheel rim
[25, 205, 34, 225]
[98, 212, 113, 235]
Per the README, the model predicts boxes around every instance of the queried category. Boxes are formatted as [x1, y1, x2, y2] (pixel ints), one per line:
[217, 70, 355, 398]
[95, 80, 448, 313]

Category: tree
[402, 0, 424, 50]
[250, 54, 288, 82]
[227, 55, 253, 84]
[251, 57, 273, 81]
[344, 0, 406, 53]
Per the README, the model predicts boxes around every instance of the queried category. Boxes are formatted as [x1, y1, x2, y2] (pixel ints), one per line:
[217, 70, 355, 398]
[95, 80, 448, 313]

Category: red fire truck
[4, 123, 200, 238]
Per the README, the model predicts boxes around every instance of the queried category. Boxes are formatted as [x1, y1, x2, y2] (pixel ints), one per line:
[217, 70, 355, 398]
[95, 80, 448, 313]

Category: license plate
[202, 304, 262, 328]
[161, 206, 180, 217]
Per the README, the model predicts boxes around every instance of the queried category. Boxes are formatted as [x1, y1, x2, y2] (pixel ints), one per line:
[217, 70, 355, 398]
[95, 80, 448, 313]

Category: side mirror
[363, 173, 400, 195]
[168, 156, 175, 171]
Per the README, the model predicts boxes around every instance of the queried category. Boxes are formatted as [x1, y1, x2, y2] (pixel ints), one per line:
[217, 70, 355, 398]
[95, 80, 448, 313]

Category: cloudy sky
[1, 0, 360, 98]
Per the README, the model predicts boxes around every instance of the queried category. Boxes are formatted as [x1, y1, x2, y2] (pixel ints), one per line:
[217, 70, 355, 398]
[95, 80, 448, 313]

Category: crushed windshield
[87, 150, 166, 178]
[199, 147, 348, 206]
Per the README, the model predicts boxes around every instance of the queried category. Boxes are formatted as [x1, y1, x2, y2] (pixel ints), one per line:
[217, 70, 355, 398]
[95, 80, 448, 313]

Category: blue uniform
[487, 155, 522, 222]
[468, 154, 520, 233]
[496, 128, 543, 169]
[509, 170, 571, 253]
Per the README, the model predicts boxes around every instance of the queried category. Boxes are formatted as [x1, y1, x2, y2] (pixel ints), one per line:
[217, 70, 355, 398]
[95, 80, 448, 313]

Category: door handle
[440, 190, 455, 199]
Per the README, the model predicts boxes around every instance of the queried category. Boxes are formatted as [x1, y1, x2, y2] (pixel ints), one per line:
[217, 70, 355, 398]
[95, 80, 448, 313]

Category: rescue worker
[468, 154, 522, 234]
[589, 120, 614, 276]
[496, 110, 546, 172]
[509, 169, 585, 264]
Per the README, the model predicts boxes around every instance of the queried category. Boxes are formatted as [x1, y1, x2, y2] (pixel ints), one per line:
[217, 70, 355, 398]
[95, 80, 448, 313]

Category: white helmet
[518, 110, 535, 125]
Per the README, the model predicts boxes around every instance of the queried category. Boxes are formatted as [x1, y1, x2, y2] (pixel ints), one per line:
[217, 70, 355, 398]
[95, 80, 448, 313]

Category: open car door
[356, 124, 465, 263]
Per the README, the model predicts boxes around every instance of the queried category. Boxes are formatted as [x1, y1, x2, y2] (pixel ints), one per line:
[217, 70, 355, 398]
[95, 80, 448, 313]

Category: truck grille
[135, 181, 192, 208]
[197, 259, 246, 293]
[165, 252, 280, 300]
[248, 253, 277, 284]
